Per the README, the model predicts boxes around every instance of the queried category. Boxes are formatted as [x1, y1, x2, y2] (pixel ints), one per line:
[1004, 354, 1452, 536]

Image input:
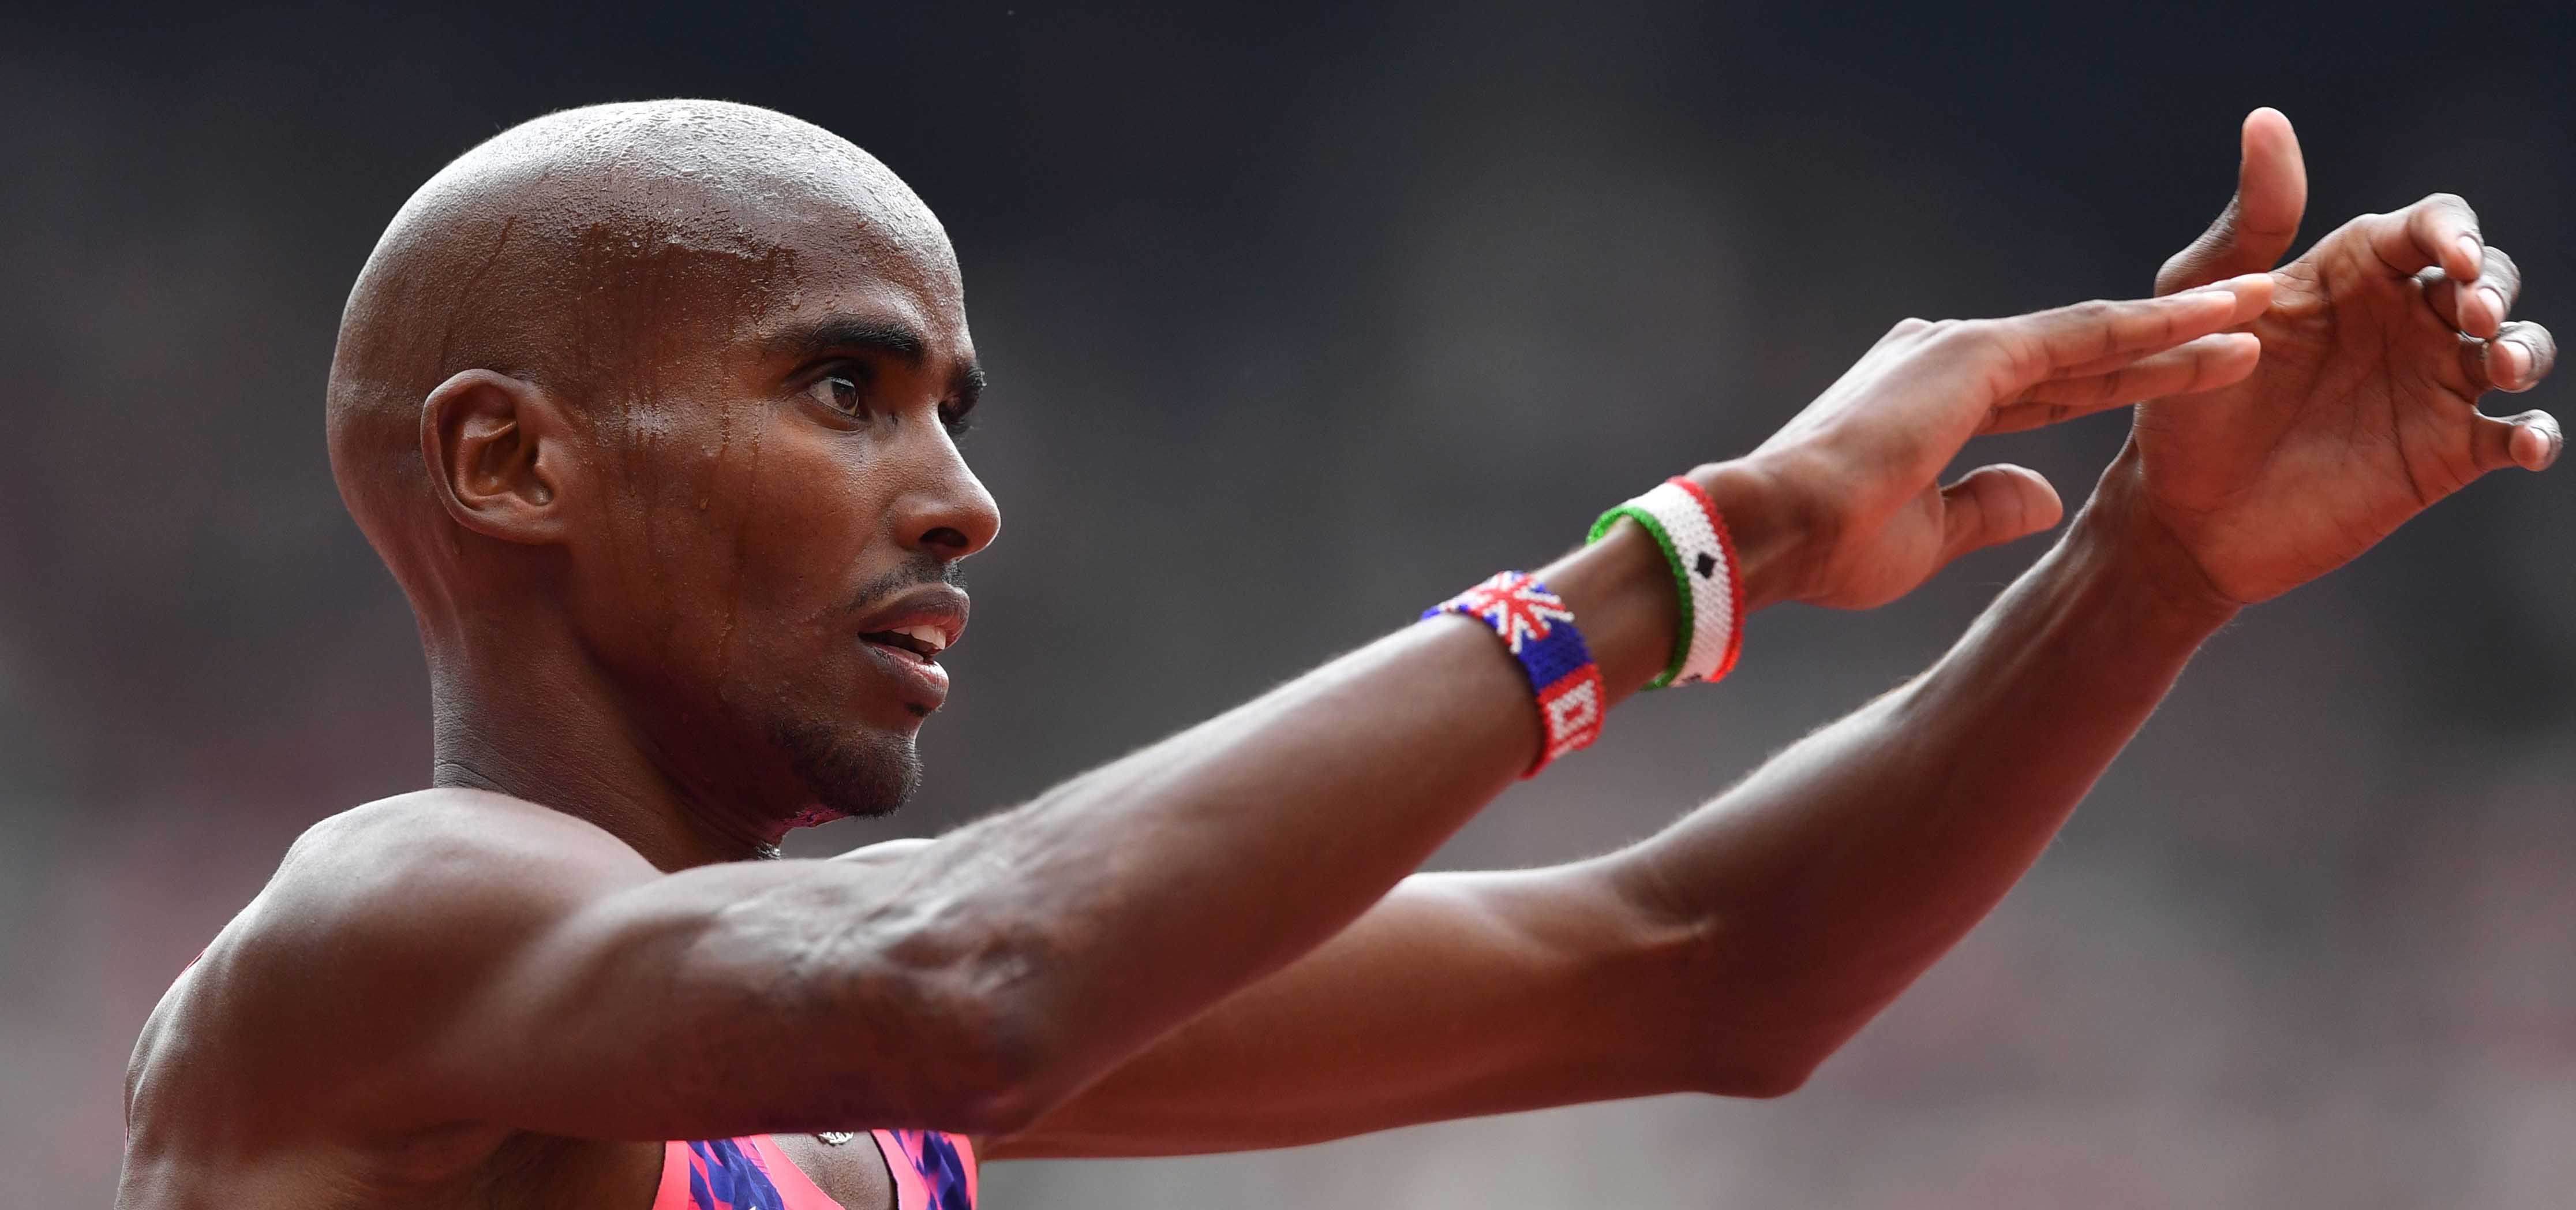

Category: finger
[1982, 333, 2263, 433]
[2050, 280, 2268, 375]
[2358, 192, 2483, 281]
[2155, 107, 2308, 294]
[2471, 408, 2562, 473]
[1937, 465, 2064, 566]
[2417, 247, 2523, 339]
[1976, 274, 2272, 389]
[2463, 320, 2559, 394]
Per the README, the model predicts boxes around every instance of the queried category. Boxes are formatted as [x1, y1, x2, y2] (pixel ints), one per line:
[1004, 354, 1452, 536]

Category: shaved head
[329, 100, 952, 590]
[328, 101, 999, 845]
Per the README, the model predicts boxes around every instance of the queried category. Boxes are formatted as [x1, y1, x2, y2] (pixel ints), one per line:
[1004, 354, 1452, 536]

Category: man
[116, 100, 2553, 1209]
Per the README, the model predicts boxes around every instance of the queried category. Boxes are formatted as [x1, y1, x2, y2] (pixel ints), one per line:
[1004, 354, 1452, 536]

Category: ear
[420, 369, 576, 545]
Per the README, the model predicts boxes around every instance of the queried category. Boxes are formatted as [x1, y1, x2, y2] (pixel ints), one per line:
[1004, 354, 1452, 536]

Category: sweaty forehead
[390, 100, 962, 352]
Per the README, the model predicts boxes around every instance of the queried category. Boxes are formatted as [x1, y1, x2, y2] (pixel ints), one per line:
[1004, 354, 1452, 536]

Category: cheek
[686, 423, 894, 677]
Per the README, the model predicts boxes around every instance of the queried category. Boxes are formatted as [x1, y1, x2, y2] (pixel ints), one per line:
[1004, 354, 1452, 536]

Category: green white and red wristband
[1586, 476, 1744, 688]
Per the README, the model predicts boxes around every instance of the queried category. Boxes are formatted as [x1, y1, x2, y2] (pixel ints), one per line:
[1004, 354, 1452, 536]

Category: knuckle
[1909, 318, 1972, 352]
[1932, 319, 2006, 362]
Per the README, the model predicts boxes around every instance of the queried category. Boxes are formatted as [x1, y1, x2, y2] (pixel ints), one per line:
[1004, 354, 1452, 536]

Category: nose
[893, 427, 1000, 562]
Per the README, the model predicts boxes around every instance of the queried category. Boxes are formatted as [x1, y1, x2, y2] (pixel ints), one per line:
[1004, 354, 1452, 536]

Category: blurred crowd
[4, 3, 2571, 1205]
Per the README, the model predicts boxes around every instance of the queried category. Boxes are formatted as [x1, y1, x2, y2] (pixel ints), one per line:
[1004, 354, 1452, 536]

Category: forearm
[1611, 469, 2236, 1087]
[988, 865, 1669, 1157]
[989, 481, 2225, 1149]
[868, 466, 1799, 1122]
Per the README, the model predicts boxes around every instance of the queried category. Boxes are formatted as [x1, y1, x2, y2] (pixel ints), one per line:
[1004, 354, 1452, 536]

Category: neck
[422, 617, 789, 871]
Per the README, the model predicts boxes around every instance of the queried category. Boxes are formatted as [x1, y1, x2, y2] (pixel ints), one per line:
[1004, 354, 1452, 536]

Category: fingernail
[2458, 236, 2485, 275]
[2478, 286, 2506, 330]
[2502, 339, 2533, 385]
[2526, 420, 2562, 469]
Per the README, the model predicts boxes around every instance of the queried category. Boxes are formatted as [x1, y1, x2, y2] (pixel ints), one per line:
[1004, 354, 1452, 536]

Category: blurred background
[5, 2, 2573, 1205]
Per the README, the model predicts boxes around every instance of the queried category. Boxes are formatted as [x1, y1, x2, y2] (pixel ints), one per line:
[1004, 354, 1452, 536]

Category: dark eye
[939, 404, 974, 438]
[806, 372, 865, 417]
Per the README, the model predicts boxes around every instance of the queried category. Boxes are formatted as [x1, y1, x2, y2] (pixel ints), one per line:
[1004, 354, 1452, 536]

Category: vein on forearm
[1614, 502, 2227, 1073]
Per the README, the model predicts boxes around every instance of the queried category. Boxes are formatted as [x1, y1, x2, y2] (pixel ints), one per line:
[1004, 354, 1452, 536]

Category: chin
[767, 715, 923, 823]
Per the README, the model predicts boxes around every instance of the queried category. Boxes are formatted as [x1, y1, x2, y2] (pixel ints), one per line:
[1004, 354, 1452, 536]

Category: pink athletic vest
[653, 1130, 978, 1210]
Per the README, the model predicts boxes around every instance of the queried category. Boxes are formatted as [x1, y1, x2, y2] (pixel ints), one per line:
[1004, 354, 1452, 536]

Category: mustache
[843, 557, 967, 614]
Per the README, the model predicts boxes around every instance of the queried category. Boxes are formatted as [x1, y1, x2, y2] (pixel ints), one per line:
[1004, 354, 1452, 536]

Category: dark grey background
[6, 3, 2572, 1205]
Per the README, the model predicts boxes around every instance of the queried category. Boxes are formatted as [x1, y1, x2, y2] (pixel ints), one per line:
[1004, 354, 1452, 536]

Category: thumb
[2155, 107, 2308, 295]
[1937, 464, 2064, 567]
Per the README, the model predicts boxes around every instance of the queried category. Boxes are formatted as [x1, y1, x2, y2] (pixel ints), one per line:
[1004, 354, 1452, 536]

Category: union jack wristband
[1586, 476, 1744, 688]
[1422, 572, 1605, 777]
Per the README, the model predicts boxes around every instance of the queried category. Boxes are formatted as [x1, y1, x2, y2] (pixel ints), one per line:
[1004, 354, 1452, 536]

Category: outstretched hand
[2120, 107, 2560, 607]
[1720, 276, 2274, 610]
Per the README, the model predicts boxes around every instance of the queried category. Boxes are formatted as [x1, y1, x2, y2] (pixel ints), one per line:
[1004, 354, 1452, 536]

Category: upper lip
[855, 584, 969, 655]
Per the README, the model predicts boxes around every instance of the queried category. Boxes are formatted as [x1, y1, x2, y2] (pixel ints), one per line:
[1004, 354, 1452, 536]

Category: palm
[2135, 235, 2484, 603]
[2124, 107, 2556, 607]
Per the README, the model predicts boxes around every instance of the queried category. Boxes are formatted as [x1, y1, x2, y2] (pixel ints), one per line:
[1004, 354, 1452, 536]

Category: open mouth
[861, 625, 950, 663]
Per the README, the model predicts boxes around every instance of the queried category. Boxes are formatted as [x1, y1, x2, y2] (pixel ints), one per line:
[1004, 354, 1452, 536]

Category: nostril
[918, 525, 970, 554]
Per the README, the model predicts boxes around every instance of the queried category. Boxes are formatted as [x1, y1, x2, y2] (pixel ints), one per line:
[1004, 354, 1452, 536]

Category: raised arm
[986, 486, 2218, 1157]
[207, 286, 2271, 1152]
[985, 110, 2560, 1159]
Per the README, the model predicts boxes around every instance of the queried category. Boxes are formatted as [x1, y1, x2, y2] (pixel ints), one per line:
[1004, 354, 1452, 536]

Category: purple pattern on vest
[885, 1129, 971, 1210]
[683, 1138, 788, 1210]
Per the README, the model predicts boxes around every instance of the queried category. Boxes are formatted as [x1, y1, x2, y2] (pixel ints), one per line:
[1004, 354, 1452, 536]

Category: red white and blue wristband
[1422, 572, 1605, 777]
[1587, 476, 1743, 688]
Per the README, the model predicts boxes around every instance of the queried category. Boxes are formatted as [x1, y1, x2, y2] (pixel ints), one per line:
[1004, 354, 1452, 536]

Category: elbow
[1690, 1017, 1864, 1101]
[709, 895, 1083, 1137]
[930, 999, 1071, 1137]
[1619, 882, 1829, 1102]
[1701, 1048, 1823, 1100]
[1660, 953, 1843, 1101]
[868, 925, 1092, 1137]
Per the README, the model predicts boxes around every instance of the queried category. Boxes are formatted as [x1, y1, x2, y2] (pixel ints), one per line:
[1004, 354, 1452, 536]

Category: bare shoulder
[126, 789, 655, 1146]
[253, 789, 654, 946]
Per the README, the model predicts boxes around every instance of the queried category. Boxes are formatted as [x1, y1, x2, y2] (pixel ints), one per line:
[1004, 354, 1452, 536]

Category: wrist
[1536, 516, 1684, 700]
[1682, 457, 1813, 612]
[2062, 449, 2243, 638]
[1534, 457, 1822, 698]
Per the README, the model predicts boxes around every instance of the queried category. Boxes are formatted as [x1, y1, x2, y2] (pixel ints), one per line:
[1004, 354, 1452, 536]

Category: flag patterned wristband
[1587, 476, 1744, 688]
[1422, 572, 1605, 777]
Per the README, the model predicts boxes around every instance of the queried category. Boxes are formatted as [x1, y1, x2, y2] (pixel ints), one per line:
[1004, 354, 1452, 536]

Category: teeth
[898, 625, 948, 653]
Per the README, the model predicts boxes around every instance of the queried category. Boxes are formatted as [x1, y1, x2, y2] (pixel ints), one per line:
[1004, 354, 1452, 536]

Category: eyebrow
[766, 316, 927, 364]
[766, 315, 985, 408]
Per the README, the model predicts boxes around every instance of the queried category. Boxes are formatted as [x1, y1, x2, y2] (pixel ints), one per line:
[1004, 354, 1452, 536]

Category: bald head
[326, 100, 1001, 834]
[327, 99, 956, 597]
